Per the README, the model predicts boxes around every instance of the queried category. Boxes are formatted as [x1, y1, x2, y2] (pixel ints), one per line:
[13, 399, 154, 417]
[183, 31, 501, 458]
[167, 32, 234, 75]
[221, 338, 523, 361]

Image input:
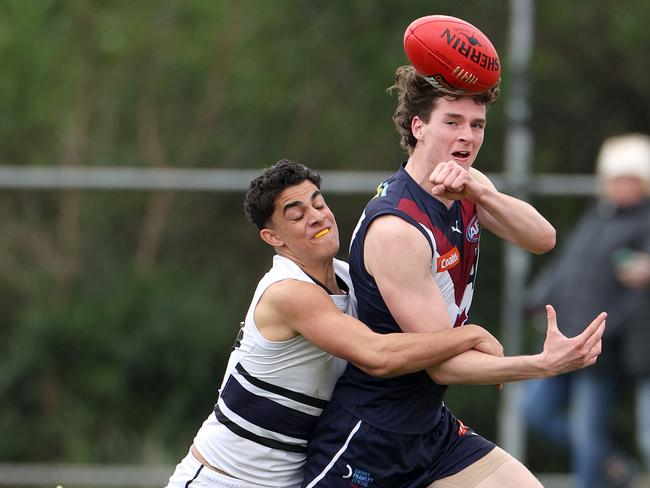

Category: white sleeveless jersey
[193, 255, 355, 487]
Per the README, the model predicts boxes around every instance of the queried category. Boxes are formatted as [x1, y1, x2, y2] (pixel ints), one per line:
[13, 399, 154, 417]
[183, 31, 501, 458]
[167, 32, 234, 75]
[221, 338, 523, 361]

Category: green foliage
[0, 257, 247, 462]
[533, 1, 650, 174]
[0, 0, 648, 470]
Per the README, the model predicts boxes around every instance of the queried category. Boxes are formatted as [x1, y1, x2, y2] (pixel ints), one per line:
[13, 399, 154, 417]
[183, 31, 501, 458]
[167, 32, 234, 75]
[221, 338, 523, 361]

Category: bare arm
[364, 214, 604, 385]
[254, 279, 502, 378]
[428, 305, 606, 385]
[429, 161, 556, 254]
[470, 168, 556, 254]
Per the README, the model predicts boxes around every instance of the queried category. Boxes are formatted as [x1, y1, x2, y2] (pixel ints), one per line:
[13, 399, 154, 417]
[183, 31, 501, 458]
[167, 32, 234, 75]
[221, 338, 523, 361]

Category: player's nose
[458, 123, 474, 142]
[308, 207, 326, 224]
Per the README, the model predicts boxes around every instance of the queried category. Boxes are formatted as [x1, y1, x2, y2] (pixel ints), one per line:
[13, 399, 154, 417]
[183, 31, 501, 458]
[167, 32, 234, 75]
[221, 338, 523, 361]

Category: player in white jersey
[192, 255, 352, 487]
[165, 159, 504, 488]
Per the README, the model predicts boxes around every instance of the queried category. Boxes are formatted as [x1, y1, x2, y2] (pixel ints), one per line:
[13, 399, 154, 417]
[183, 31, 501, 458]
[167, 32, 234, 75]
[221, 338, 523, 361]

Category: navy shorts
[301, 402, 495, 488]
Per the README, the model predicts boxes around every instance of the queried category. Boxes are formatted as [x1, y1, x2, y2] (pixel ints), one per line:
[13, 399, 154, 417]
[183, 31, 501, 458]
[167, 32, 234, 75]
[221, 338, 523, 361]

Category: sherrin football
[403, 15, 500, 94]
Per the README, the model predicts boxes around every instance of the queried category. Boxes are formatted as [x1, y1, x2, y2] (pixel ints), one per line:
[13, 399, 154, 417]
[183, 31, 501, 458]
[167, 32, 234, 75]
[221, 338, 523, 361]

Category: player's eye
[313, 196, 326, 209]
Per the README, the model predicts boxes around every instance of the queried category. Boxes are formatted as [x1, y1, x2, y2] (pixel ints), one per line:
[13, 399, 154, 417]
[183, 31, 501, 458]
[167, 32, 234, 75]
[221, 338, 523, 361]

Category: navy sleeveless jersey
[333, 164, 481, 434]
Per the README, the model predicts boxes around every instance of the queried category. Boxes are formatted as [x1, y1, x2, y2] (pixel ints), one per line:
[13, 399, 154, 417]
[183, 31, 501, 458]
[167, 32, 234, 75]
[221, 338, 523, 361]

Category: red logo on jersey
[457, 418, 470, 436]
[437, 247, 460, 272]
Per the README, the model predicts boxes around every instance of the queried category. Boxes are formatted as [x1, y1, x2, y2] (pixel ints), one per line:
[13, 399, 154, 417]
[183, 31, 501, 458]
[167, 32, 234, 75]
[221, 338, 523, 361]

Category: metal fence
[0, 165, 596, 195]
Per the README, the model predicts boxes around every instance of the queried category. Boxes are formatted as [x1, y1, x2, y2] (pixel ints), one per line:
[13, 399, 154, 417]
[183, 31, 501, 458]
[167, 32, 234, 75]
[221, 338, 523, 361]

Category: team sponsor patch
[466, 214, 480, 242]
[374, 181, 389, 198]
[437, 246, 461, 272]
[343, 465, 375, 487]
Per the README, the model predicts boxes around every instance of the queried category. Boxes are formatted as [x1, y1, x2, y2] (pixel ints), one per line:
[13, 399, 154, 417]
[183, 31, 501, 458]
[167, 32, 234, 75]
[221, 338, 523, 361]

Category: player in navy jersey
[301, 67, 607, 488]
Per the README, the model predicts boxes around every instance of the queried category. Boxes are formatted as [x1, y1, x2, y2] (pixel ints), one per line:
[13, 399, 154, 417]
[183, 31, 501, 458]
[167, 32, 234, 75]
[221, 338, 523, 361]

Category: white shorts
[164, 449, 269, 488]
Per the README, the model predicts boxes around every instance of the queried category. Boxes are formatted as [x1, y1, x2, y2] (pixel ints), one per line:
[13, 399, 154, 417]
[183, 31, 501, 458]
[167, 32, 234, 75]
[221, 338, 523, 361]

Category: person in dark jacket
[523, 133, 650, 488]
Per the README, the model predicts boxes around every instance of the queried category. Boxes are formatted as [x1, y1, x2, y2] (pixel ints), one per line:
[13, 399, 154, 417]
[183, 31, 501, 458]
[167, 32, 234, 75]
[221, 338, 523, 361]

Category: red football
[403, 15, 500, 94]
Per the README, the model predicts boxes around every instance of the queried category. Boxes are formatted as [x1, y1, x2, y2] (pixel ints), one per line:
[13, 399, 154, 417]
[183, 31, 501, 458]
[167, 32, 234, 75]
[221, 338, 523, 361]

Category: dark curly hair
[244, 159, 322, 230]
[388, 65, 500, 155]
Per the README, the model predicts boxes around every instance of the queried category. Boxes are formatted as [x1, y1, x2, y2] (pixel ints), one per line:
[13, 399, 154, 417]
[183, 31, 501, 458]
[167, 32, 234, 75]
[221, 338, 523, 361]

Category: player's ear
[411, 116, 424, 141]
[260, 228, 284, 248]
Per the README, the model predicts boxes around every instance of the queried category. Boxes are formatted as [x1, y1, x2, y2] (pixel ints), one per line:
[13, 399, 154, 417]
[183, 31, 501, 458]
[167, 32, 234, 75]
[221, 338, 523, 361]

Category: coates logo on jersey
[466, 215, 480, 242]
[437, 246, 460, 272]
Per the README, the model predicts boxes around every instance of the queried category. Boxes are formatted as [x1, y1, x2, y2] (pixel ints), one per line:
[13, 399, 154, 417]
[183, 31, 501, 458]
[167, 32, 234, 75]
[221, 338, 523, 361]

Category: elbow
[354, 345, 404, 378]
[427, 366, 455, 385]
[365, 366, 395, 378]
[543, 225, 557, 252]
[357, 355, 400, 378]
[530, 225, 556, 255]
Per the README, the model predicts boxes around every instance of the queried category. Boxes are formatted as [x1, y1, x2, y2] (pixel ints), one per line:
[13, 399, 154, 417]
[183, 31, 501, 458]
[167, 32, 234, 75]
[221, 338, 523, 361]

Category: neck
[405, 154, 433, 188]
[277, 252, 340, 293]
[405, 155, 454, 208]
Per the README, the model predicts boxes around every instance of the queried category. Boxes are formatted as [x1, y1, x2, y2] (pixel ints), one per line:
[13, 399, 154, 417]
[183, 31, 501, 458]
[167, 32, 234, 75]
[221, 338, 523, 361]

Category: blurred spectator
[523, 134, 650, 488]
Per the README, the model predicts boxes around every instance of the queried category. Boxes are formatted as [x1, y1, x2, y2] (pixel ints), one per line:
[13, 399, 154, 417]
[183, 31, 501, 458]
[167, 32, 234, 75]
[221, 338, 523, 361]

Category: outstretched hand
[540, 304, 606, 376]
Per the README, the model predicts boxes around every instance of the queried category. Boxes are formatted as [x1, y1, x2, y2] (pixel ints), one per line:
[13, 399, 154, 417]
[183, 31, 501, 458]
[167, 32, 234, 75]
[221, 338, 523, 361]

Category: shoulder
[263, 278, 328, 310]
[256, 278, 338, 339]
[367, 212, 434, 252]
[258, 257, 327, 313]
[364, 171, 412, 212]
[365, 214, 433, 265]
[367, 213, 428, 238]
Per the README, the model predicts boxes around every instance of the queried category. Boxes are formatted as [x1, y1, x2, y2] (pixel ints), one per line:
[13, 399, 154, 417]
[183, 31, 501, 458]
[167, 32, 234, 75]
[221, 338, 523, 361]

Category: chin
[461, 158, 476, 169]
[324, 241, 340, 259]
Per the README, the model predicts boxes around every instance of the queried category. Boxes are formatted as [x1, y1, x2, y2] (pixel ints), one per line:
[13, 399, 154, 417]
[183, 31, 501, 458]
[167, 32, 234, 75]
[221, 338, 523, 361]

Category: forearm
[475, 187, 556, 254]
[365, 325, 486, 378]
[427, 349, 547, 385]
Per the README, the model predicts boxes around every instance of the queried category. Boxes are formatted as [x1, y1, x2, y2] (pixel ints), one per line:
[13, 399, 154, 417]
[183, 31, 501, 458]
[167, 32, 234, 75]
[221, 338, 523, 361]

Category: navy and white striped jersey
[193, 255, 354, 487]
[332, 164, 481, 434]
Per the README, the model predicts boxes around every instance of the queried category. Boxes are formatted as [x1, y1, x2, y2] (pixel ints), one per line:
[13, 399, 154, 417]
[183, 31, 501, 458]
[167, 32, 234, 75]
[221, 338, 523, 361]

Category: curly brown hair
[388, 65, 500, 155]
[244, 159, 322, 230]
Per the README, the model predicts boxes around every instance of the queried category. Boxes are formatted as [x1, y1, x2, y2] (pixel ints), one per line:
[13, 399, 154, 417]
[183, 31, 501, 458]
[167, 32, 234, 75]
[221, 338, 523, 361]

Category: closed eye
[312, 193, 327, 210]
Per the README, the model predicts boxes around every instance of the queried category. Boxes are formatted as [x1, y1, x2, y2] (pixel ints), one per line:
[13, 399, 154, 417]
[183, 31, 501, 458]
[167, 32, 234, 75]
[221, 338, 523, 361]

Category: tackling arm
[254, 278, 501, 378]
